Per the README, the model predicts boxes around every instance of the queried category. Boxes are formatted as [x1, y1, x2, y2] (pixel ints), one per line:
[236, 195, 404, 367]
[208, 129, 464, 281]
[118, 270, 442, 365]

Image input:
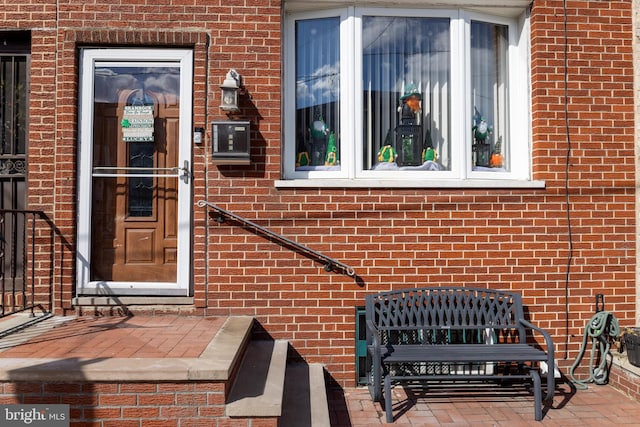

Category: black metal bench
[365, 287, 555, 422]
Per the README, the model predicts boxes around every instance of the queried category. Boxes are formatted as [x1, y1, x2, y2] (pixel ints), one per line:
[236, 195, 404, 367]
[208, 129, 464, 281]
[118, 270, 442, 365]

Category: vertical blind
[292, 15, 509, 173]
[470, 21, 509, 170]
[362, 17, 451, 170]
[295, 17, 341, 170]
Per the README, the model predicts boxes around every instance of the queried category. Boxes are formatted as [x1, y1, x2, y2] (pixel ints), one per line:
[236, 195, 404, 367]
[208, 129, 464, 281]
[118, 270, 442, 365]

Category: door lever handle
[180, 160, 191, 184]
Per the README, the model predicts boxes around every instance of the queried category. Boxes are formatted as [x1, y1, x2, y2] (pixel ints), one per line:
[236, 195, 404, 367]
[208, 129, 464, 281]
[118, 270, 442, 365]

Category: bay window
[283, 6, 532, 186]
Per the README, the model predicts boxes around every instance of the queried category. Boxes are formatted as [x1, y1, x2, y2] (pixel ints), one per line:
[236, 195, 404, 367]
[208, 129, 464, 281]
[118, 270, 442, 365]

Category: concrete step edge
[199, 316, 254, 380]
[226, 339, 288, 418]
[309, 363, 330, 427]
[279, 362, 330, 427]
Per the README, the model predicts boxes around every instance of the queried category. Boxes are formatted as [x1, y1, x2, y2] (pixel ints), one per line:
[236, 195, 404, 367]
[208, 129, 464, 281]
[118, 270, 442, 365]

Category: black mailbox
[211, 121, 251, 164]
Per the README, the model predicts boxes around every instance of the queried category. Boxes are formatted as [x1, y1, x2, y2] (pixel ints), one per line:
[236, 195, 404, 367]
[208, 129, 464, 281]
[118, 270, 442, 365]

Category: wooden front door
[91, 89, 179, 283]
[77, 50, 193, 296]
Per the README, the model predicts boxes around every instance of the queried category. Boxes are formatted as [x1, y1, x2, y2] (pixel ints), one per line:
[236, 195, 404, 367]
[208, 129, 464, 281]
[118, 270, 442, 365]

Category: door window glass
[90, 64, 181, 283]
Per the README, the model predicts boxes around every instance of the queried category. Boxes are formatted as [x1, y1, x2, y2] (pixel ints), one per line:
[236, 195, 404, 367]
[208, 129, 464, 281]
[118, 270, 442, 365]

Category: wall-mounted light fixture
[220, 69, 242, 112]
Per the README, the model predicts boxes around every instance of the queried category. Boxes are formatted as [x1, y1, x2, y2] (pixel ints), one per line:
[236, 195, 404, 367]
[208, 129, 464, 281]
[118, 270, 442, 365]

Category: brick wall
[610, 363, 640, 403]
[528, 0, 636, 372]
[0, 380, 279, 427]
[1, 0, 636, 389]
[201, 0, 637, 386]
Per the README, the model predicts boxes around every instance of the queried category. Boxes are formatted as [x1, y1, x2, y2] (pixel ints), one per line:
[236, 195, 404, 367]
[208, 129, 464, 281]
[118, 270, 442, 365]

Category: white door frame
[76, 48, 193, 296]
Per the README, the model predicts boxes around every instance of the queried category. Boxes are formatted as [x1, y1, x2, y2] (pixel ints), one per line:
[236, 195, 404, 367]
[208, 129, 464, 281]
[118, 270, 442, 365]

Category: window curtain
[362, 17, 451, 170]
[470, 21, 509, 170]
[295, 17, 341, 170]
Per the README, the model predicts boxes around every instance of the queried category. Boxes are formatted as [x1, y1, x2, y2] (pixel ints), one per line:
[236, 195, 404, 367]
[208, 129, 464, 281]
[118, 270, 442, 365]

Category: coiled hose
[569, 311, 620, 389]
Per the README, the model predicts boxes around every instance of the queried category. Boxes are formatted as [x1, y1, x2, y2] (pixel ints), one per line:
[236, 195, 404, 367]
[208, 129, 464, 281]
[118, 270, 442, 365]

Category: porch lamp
[220, 69, 242, 112]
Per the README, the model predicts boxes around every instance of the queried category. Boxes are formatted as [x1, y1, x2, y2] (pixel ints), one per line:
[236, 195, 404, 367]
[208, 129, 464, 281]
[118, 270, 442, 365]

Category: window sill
[274, 179, 546, 189]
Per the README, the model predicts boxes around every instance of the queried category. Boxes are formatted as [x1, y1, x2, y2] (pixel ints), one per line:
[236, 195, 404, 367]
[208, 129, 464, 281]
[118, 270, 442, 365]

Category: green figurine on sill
[422, 129, 436, 162]
[325, 132, 338, 166]
[423, 146, 436, 162]
[296, 151, 310, 167]
[377, 129, 397, 163]
[377, 145, 397, 163]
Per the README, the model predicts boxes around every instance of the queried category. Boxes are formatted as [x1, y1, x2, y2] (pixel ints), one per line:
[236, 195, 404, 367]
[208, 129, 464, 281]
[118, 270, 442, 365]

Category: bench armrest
[519, 318, 555, 400]
[518, 319, 554, 356]
[365, 319, 381, 347]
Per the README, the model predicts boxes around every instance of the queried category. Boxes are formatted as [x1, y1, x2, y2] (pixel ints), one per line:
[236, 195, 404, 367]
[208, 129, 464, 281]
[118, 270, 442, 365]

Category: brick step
[0, 314, 331, 425]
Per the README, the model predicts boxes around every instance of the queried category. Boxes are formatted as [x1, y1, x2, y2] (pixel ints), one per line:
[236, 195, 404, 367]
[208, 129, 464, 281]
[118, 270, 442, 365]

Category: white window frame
[280, 6, 542, 188]
[283, 7, 351, 181]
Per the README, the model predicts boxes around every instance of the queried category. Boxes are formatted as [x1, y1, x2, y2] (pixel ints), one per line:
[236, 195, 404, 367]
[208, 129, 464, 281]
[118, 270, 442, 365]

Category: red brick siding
[2, 0, 635, 390]
[202, 0, 636, 387]
[609, 364, 640, 402]
[0, 381, 274, 427]
[529, 0, 636, 374]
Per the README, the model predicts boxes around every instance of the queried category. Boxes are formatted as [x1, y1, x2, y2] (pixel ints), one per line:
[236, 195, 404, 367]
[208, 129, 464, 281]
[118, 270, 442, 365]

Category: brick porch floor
[0, 315, 224, 359]
[328, 380, 640, 426]
[0, 315, 639, 426]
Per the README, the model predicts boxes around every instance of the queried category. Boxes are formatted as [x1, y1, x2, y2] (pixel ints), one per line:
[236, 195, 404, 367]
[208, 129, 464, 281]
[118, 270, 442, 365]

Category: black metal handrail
[197, 200, 356, 277]
[0, 209, 52, 317]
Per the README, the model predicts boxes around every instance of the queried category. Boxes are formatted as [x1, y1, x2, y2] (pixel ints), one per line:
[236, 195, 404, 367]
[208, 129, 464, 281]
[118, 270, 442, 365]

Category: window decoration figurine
[296, 150, 310, 168]
[423, 146, 436, 161]
[472, 107, 492, 167]
[422, 129, 437, 162]
[395, 83, 423, 166]
[309, 112, 330, 166]
[377, 144, 398, 163]
[296, 110, 338, 169]
[490, 136, 504, 168]
[324, 132, 338, 166]
[377, 129, 398, 163]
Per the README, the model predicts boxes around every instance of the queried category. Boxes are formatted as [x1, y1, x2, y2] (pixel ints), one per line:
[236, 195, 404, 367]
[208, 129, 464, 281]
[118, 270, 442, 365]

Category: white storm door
[77, 49, 193, 296]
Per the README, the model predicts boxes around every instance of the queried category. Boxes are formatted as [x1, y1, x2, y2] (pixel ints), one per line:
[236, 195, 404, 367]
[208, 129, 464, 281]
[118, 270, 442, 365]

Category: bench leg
[530, 370, 542, 421]
[384, 375, 393, 423]
[545, 363, 555, 401]
[368, 361, 382, 402]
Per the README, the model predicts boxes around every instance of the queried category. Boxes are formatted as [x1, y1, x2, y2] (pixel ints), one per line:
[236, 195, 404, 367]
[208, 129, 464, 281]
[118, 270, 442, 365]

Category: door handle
[180, 160, 191, 184]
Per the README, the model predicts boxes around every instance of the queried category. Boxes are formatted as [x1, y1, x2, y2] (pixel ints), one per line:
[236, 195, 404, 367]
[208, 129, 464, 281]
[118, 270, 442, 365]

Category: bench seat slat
[373, 344, 548, 363]
[386, 374, 532, 382]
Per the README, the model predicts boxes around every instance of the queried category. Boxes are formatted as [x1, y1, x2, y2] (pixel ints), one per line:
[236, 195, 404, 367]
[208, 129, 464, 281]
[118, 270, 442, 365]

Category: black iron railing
[0, 209, 52, 317]
[197, 200, 356, 277]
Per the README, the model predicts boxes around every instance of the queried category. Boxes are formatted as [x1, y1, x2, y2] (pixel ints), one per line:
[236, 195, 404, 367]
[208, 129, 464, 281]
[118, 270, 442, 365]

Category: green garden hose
[569, 311, 620, 389]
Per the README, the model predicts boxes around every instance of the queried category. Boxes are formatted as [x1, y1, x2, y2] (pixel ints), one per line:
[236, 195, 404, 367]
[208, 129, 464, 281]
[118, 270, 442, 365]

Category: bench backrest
[366, 287, 527, 343]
